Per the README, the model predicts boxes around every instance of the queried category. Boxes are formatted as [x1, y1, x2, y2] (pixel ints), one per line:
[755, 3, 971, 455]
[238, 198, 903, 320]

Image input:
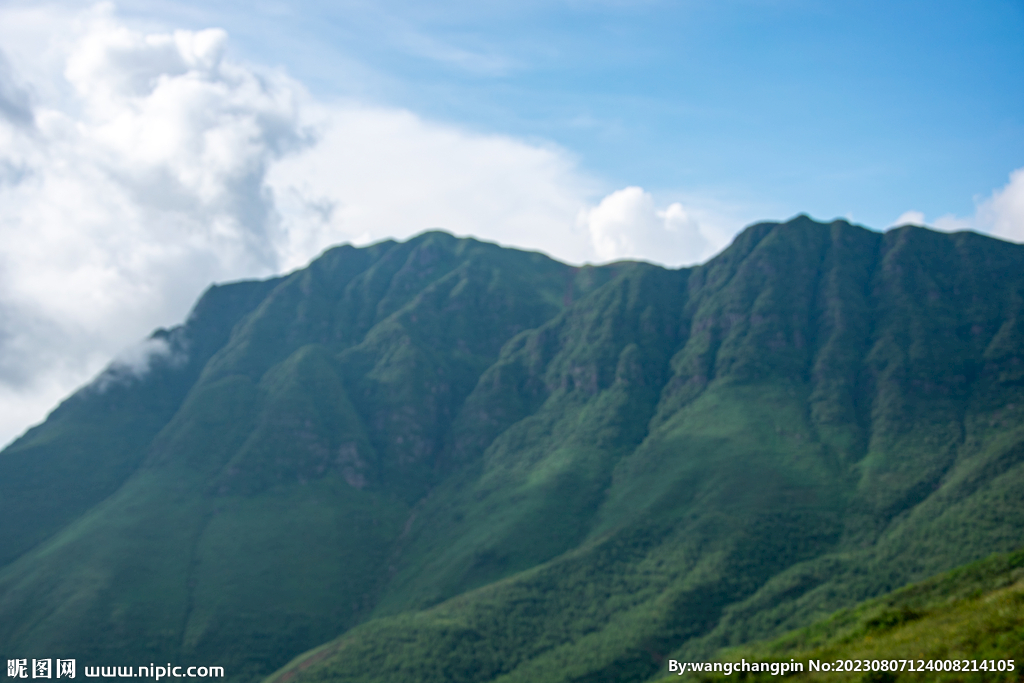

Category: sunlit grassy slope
[3, 218, 1024, 683]
[654, 547, 1024, 682]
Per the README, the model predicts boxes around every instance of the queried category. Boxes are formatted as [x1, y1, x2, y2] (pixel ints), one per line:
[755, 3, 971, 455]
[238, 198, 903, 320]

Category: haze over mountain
[1, 216, 1023, 683]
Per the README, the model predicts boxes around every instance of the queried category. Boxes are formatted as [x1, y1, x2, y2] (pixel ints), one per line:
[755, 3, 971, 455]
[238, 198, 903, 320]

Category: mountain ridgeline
[1, 217, 1023, 683]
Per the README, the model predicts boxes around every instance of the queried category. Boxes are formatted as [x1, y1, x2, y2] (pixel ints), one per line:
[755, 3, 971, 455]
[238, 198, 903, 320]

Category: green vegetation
[656, 547, 1024, 682]
[2, 219, 1024, 683]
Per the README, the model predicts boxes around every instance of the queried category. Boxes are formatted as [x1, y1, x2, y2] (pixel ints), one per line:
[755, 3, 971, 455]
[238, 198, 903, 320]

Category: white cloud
[889, 210, 925, 228]
[579, 186, 719, 265]
[981, 168, 1024, 242]
[890, 169, 1024, 240]
[0, 5, 307, 445]
[264, 103, 599, 270]
[265, 107, 737, 272]
[92, 335, 183, 392]
[110, 336, 178, 376]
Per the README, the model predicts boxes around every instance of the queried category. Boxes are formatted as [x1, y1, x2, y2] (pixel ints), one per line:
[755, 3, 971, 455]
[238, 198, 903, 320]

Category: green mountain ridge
[2, 217, 1023, 683]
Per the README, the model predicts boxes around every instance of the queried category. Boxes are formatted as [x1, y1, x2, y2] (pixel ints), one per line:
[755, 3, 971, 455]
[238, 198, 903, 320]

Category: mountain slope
[0, 233, 622, 679]
[659, 546, 1024, 682]
[2, 218, 1024, 683]
[262, 219, 1024, 683]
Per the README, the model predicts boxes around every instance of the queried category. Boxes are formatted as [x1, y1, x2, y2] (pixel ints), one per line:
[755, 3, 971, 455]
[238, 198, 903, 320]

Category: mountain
[1, 217, 1023, 683]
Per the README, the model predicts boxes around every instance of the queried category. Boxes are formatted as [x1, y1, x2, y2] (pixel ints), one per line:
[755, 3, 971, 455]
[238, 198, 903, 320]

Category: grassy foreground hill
[2, 217, 1024, 682]
[655, 547, 1024, 682]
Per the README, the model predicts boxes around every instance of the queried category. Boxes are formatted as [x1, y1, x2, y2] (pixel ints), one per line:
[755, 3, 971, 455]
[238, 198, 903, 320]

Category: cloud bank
[0, 5, 726, 446]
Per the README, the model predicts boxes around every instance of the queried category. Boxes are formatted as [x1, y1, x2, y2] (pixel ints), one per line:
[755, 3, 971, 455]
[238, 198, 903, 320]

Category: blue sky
[0, 0, 1021, 444]
[116, 0, 1024, 227]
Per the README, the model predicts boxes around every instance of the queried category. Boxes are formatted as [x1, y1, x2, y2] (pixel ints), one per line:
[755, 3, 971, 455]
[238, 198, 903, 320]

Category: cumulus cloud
[0, 5, 308, 445]
[981, 168, 1024, 242]
[579, 186, 718, 265]
[265, 109, 735, 272]
[264, 104, 598, 270]
[890, 169, 1024, 240]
